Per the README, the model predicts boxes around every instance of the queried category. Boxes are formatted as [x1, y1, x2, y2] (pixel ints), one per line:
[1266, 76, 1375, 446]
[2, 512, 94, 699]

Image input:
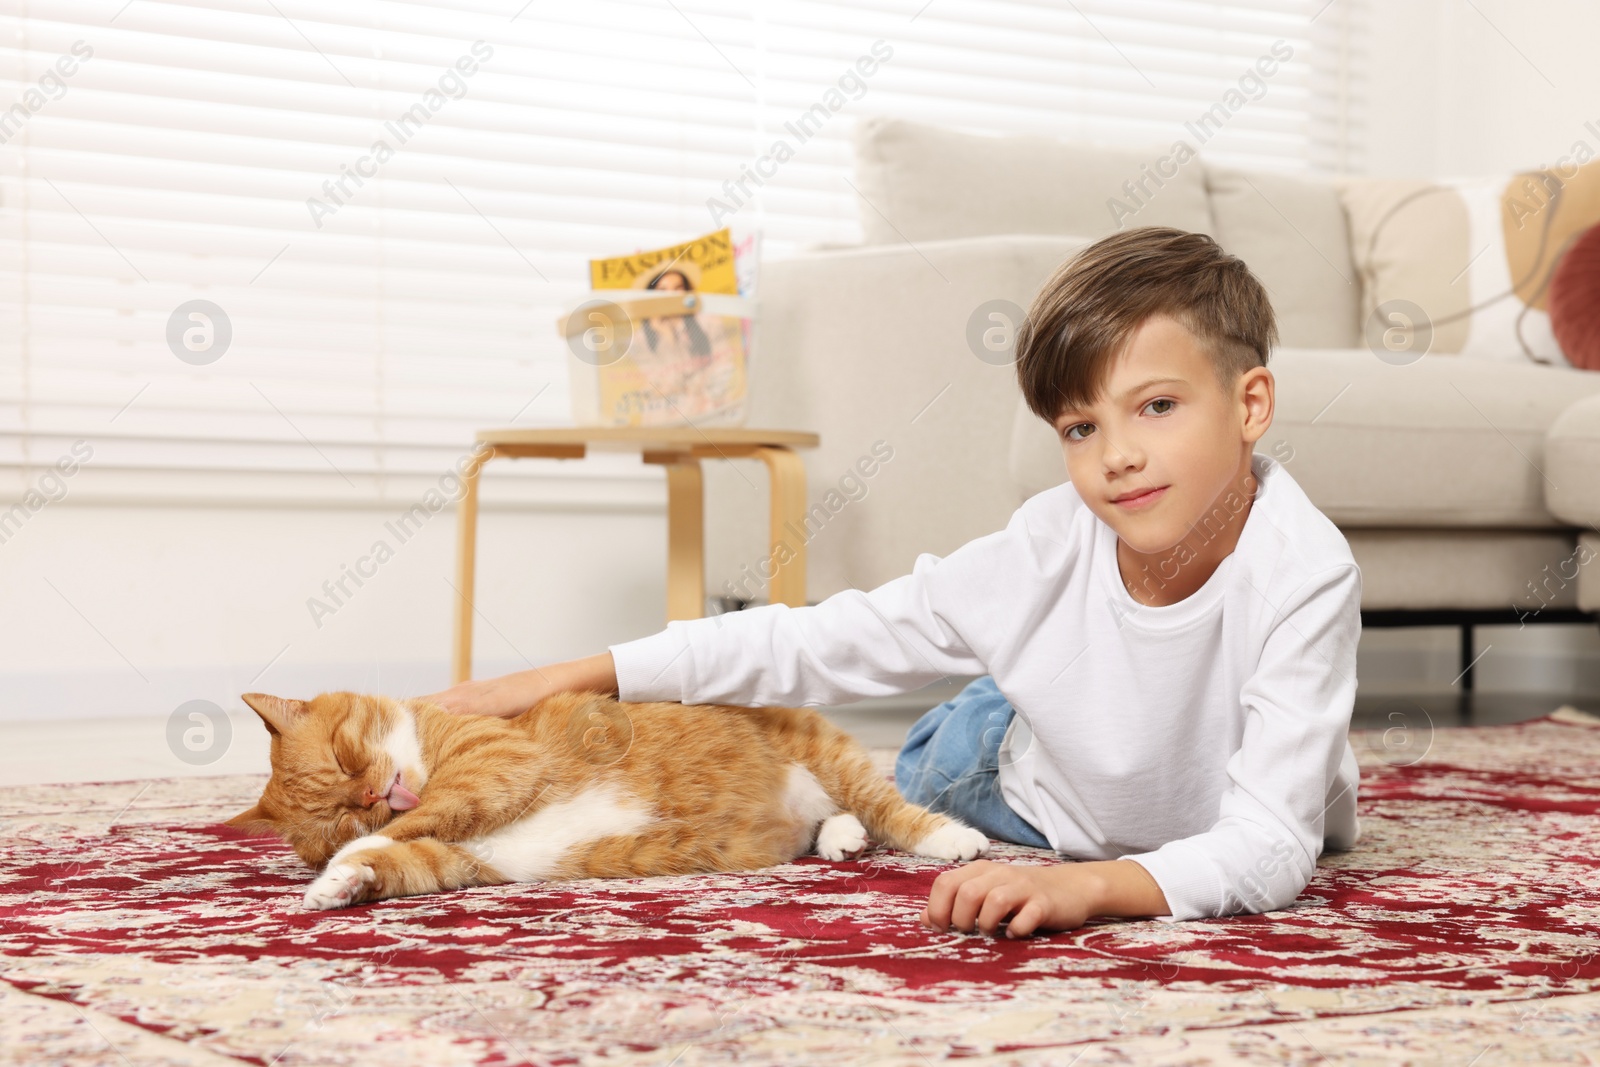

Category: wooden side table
[452, 427, 820, 684]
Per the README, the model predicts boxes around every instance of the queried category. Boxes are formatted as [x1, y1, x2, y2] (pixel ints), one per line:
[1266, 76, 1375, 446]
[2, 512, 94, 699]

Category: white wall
[6, 0, 1600, 724]
[1365, 0, 1600, 179]
[0, 482, 674, 722]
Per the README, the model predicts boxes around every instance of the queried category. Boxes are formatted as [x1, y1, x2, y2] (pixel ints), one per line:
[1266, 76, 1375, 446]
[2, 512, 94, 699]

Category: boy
[425, 226, 1364, 940]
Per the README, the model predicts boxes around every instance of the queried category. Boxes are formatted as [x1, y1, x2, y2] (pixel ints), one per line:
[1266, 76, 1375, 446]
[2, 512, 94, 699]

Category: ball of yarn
[1549, 222, 1600, 371]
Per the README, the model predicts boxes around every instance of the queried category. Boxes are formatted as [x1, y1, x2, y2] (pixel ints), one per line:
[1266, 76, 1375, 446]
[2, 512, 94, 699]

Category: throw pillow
[1549, 221, 1600, 371]
[849, 115, 1213, 245]
[1337, 160, 1600, 365]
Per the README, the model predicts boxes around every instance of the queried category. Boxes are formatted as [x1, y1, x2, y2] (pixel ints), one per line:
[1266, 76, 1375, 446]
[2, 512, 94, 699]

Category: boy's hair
[1014, 226, 1278, 424]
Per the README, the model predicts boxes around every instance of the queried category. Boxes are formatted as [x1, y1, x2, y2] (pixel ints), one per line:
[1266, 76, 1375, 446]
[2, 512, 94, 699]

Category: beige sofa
[702, 117, 1600, 683]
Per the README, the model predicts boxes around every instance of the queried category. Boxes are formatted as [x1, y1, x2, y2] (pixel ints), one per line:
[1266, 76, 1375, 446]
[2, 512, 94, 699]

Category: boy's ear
[1238, 364, 1275, 442]
[224, 803, 279, 836]
[240, 692, 309, 737]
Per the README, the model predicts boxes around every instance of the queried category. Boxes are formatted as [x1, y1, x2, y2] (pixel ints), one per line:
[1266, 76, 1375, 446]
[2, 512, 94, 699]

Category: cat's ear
[240, 692, 309, 736]
[225, 803, 279, 836]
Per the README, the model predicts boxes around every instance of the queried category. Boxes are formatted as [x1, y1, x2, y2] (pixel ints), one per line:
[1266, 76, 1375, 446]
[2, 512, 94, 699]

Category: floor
[0, 680, 1591, 788]
[7, 706, 1600, 1064]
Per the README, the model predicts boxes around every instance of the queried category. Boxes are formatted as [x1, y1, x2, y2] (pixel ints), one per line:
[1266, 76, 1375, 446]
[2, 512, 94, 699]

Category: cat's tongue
[387, 776, 421, 811]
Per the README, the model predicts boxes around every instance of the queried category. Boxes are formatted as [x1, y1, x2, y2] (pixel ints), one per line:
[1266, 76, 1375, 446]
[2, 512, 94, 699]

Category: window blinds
[0, 0, 1367, 506]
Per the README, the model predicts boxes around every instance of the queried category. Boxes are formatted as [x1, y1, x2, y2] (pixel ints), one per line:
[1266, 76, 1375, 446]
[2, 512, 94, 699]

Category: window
[0, 0, 1366, 505]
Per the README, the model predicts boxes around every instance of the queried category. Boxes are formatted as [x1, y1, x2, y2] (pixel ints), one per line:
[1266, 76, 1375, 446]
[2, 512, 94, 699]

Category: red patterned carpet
[3, 710, 1600, 1066]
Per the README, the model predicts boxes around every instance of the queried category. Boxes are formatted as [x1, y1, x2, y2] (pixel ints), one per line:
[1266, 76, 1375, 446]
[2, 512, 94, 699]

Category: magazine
[567, 226, 757, 427]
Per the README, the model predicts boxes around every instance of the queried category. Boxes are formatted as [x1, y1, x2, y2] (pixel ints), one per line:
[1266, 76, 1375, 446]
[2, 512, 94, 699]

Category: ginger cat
[227, 690, 990, 910]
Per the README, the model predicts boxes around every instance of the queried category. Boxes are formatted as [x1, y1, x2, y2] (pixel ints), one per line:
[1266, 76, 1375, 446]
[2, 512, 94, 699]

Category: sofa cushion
[850, 116, 1213, 245]
[1203, 164, 1360, 349]
[1546, 391, 1600, 526]
[1009, 348, 1600, 527]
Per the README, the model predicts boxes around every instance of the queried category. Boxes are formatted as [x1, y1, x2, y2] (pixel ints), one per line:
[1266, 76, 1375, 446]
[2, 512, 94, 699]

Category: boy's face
[1049, 313, 1273, 562]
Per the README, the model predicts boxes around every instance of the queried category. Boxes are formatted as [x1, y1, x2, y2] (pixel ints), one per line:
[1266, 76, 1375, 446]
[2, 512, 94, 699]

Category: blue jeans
[894, 676, 1052, 849]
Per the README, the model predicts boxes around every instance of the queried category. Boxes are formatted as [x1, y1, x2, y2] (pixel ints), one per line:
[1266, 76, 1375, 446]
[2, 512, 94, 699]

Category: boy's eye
[1064, 422, 1092, 442]
[1146, 398, 1175, 415]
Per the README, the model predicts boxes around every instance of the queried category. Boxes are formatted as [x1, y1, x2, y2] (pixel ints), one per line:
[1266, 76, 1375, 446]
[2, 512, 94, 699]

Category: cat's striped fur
[227, 690, 989, 910]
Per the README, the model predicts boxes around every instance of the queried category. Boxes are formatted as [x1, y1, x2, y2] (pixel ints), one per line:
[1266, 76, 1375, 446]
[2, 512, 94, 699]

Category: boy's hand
[418, 669, 556, 718]
[418, 654, 618, 718]
[920, 860, 1093, 938]
[920, 858, 1168, 938]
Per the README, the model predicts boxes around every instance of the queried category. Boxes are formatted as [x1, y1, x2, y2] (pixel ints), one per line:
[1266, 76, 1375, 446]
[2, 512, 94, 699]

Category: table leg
[663, 458, 705, 621]
[451, 447, 492, 684]
[756, 446, 808, 608]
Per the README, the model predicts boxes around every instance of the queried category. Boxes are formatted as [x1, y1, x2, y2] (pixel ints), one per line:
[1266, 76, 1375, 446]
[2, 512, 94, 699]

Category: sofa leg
[1459, 624, 1474, 693]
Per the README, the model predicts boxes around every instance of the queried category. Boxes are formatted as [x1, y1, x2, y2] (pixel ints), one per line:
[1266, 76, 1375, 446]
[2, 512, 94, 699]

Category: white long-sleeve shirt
[608, 451, 1363, 920]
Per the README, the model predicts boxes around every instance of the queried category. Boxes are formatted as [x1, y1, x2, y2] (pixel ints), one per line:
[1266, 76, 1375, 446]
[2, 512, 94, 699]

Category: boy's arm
[1115, 563, 1364, 921]
[429, 496, 1051, 717]
[559, 652, 618, 695]
[609, 502, 1050, 708]
[609, 577, 982, 709]
[429, 504, 1026, 715]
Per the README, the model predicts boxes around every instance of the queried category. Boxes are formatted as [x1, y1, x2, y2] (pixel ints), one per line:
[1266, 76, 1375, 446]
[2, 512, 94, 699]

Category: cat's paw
[909, 821, 990, 862]
[303, 859, 377, 911]
[814, 813, 870, 861]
